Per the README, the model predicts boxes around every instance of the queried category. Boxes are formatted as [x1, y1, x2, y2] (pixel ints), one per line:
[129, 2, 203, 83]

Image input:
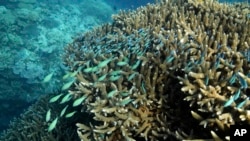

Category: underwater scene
[0, 0, 249, 140]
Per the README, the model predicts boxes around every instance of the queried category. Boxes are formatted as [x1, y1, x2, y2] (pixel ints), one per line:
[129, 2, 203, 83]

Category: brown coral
[63, 0, 250, 140]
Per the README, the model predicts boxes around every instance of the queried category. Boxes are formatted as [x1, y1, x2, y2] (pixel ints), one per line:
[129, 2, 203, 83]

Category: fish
[49, 93, 63, 103]
[110, 70, 123, 76]
[60, 105, 68, 117]
[71, 67, 82, 77]
[131, 60, 141, 70]
[109, 75, 121, 81]
[42, 72, 54, 83]
[98, 74, 107, 81]
[91, 67, 99, 73]
[62, 79, 75, 91]
[237, 98, 249, 109]
[119, 92, 130, 97]
[83, 67, 93, 73]
[97, 58, 112, 68]
[62, 72, 71, 80]
[120, 97, 133, 106]
[73, 96, 87, 107]
[233, 89, 241, 101]
[166, 50, 176, 63]
[223, 96, 234, 107]
[84, 66, 99, 73]
[237, 73, 248, 89]
[48, 117, 58, 132]
[124, 57, 129, 62]
[117, 61, 128, 66]
[63, 71, 78, 79]
[205, 76, 209, 85]
[65, 111, 77, 118]
[60, 93, 72, 104]
[46, 109, 51, 122]
[229, 73, 236, 84]
[141, 81, 146, 94]
[166, 55, 174, 63]
[214, 57, 220, 69]
[107, 90, 118, 98]
[128, 73, 137, 81]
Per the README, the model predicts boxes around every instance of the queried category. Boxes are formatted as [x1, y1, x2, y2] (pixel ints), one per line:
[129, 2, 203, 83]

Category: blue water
[0, 0, 248, 136]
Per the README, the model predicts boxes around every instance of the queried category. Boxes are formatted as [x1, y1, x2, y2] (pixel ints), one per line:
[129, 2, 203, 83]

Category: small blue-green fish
[117, 61, 128, 66]
[91, 66, 99, 72]
[60, 93, 72, 104]
[166, 50, 176, 63]
[205, 76, 209, 85]
[60, 105, 68, 117]
[98, 58, 112, 68]
[110, 70, 122, 76]
[237, 98, 249, 109]
[197, 51, 205, 64]
[42, 72, 54, 83]
[214, 57, 220, 69]
[233, 89, 241, 101]
[131, 60, 141, 70]
[141, 81, 146, 94]
[128, 73, 137, 81]
[73, 96, 87, 107]
[137, 51, 144, 56]
[166, 55, 174, 63]
[195, 57, 204, 65]
[95, 68, 103, 74]
[119, 92, 130, 97]
[123, 57, 129, 63]
[120, 97, 133, 106]
[49, 93, 63, 103]
[70, 71, 78, 77]
[109, 75, 121, 81]
[98, 74, 107, 81]
[83, 67, 93, 73]
[46, 109, 51, 122]
[237, 74, 248, 89]
[62, 79, 75, 91]
[229, 73, 236, 84]
[65, 111, 77, 118]
[184, 61, 194, 72]
[107, 90, 117, 98]
[62, 73, 70, 80]
[223, 96, 234, 107]
[48, 117, 58, 132]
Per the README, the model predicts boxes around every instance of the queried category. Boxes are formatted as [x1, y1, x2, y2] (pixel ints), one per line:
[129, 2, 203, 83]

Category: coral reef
[0, 0, 114, 101]
[0, 94, 80, 141]
[0, 0, 113, 134]
[0, 0, 249, 141]
[62, 0, 249, 140]
[0, 99, 31, 132]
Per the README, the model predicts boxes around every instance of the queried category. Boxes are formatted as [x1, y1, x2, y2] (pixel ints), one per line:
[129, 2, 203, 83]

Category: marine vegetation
[0, 0, 249, 140]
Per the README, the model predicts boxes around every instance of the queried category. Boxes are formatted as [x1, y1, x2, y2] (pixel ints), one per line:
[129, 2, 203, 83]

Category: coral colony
[1, 0, 249, 140]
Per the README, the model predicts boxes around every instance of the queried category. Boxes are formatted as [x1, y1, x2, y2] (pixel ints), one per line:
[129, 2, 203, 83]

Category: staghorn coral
[0, 0, 248, 140]
[62, 0, 250, 140]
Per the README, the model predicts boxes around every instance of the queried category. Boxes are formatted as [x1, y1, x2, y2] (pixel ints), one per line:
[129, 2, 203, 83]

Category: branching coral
[61, 0, 250, 140]
[0, 94, 79, 141]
